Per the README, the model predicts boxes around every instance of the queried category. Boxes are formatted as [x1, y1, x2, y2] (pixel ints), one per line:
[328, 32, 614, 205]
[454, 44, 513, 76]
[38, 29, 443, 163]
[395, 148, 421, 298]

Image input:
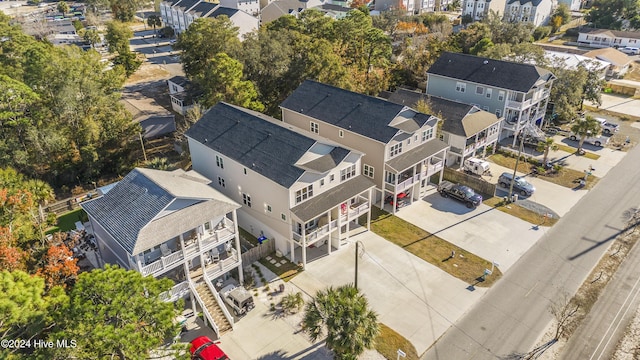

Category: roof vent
[252, 163, 256, 167]
[204, 138, 208, 143]
[483, 60, 489, 64]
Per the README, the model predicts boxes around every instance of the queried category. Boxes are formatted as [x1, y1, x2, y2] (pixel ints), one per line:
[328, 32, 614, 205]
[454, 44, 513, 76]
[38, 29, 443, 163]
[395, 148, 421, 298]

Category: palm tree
[302, 285, 379, 360]
[147, 15, 162, 38]
[536, 137, 559, 166]
[570, 115, 601, 154]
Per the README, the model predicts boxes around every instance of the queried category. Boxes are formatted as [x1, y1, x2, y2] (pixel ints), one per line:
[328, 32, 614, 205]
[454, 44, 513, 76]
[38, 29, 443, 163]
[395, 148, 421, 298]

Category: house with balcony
[280, 80, 449, 213]
[81, 167, 243, 337]
[385, 88, 502, 167]
[504, 0, 553, 26]
[578, 28, 640, 49]
[186, 102, 376, 268]
[426, 52, 555, 146]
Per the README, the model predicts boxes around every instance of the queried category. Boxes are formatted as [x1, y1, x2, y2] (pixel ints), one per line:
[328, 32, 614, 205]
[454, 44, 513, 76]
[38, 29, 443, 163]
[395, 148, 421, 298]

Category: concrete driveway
[397, 189, 545, 272]
[290, 232, 487, 356]
[484, 163, 587, 217]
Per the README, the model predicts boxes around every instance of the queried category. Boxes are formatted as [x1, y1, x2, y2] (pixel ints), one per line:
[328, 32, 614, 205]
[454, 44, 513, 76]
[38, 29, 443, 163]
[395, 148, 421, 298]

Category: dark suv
[498, 172, 535, 196]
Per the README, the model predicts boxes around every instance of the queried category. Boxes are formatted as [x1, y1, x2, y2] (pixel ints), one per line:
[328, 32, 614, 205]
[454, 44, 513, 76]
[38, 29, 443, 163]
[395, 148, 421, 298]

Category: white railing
[141, 260, 163, 276]
[141, 249, 184, 276]
[162, 251, 183, 267]
[345, 202, 369, 220]
[396, 176, 415, 191]
[203, 276, 234, 328]
[205, 250, 240, 280]
[189, 280, 220, 336]
[425, 161, 444, 176]
[160, 281, 190, 302]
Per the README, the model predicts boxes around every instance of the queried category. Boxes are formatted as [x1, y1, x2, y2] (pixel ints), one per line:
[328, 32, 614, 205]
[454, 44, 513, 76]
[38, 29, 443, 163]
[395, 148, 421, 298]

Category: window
[486, 88, 492, 98]
[495, 109, 502, 117]
[330, 174, 335, 182]
[281, 213, 287, 221]
[498, 91, 505, 101]
[476, 86, 484, 95]
[215, 155, 224, 169]
[320, 179, 325, 186]
[310, 121, 319, 134]
[243, 168, 247, 175]
[217, 176, 225, 188]
[407, 138, 411, 145]
[483, 106, 490, 111]
[456, 82, 466, 93]
[340, 165, 356, 181]
[438, 133, 444, 141]
[266, 204, 272, 213]
[339, 130, 344, 138]
[295, 185, 313, 204]
[242, 193, 252, 207]
[422, 128, 433, 142]
[363, 164, 374, 178]
[389, 143, 403, 157]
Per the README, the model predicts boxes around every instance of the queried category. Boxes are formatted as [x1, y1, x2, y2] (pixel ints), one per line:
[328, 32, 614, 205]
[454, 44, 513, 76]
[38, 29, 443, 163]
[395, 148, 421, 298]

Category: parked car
[620, 46, 640, 55]
[569, 132, 609, 147]
[517, 133, 545, 148]
[385, 192, 408, 209]
[438, 181, 482, 208]
[594, 117, 619, 135]
[498, 172, 536, 196]
[190, 336, 229, 360]
[220, 284, 254, 316]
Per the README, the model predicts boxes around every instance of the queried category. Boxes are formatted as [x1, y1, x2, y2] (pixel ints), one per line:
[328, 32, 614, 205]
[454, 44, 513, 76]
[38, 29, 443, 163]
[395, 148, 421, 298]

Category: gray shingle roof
[82, 168, 240, 255]
[579, 27, 640, 40]
[175, 0, 201, 12]
[427, 52, 554, 93]
[168, 75, 189, 88]
[506, 0, 543, 6]
[298, 147, 350, 173]
[186, 102, 344, 188]
[385, 139, 449, 172]
[209, 6, 240, 18]
[190, 1, 218, 16]
[290, 175, 376, 222]
[280, 80, 410, 143]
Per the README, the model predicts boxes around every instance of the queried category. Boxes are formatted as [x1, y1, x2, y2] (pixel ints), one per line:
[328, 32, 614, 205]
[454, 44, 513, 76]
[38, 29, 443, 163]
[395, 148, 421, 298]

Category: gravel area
[516, 199, 560, 220]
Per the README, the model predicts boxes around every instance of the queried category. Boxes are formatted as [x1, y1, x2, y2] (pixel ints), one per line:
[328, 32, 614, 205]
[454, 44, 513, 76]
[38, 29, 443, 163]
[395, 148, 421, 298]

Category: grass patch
[553, 143, 600, 160]
[46, 208, 86, 234]
[361, 207, 502, 287]
[484, 197, 559, 226]
[489, 154, 599, 190]
[375, 323, 419, 360]
[258, 253, 302, 282]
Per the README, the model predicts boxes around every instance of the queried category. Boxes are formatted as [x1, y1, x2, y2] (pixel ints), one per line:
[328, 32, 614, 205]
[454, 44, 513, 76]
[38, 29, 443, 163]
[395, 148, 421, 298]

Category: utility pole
[355, 241, 364, 289]
[509, 130, 525, 202]
[139, 132, 147, 162]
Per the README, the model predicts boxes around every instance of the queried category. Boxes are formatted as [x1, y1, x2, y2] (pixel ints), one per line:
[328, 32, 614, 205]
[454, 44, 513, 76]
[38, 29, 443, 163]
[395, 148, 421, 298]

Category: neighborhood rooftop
[579, 27, 640, 40]
[427, 52, 555, 93]
[280, 80, 433, 143]
[81, 168, 239, 255]
[186, 102, 352, 188]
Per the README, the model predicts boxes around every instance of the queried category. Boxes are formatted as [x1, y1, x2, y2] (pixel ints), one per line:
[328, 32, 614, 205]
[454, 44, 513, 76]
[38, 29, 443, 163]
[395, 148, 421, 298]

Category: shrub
[533, 26, 552, 40]
[553, 164, 563, 173]
[281, 292, 305, 315]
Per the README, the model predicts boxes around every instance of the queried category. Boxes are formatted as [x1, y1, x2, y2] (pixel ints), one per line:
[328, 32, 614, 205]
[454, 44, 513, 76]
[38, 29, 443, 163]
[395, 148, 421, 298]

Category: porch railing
[188, 280, 220, 336]
[205, 249, 240, 280]
[160, 281, 190, 302]
[343, 202, 369, 221]
[203, 275, 234, 329]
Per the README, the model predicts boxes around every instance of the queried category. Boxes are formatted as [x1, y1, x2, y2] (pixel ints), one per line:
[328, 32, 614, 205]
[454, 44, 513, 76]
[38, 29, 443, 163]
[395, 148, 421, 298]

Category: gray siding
[426, 75, 508, 116]
[90, 215, 131, 269]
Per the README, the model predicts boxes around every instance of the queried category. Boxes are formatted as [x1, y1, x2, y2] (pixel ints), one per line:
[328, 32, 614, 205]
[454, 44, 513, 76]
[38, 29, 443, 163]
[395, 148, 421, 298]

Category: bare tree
[550, 291, 581, 340]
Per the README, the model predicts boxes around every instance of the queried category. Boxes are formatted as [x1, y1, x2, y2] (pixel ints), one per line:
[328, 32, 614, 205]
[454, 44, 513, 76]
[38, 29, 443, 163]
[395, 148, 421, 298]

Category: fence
[442, 167, 496, 198]
[241, 240, 275, 265]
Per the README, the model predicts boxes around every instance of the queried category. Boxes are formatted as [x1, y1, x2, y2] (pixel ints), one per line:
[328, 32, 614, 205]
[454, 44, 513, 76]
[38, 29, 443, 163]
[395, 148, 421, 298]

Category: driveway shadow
[422, 192, 480, 215]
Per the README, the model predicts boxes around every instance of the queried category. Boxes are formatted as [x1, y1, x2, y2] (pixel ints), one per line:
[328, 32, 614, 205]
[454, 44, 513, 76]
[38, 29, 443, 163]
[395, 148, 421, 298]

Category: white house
[544, 51, 609, 79]
[220, 0, 260, 16]
[583, 47, 633, 78]
[463, 0, 507, 21]
[167, 75, 197, 115]
[81, 168, 243, 337]
[186, 102, 376, 268]
[260, 0, 325, 23]
[504, 0, 553, 26]
[557, 0, 579, 11]
[577, 28, 640, 49]
[160, 0, 259, 38]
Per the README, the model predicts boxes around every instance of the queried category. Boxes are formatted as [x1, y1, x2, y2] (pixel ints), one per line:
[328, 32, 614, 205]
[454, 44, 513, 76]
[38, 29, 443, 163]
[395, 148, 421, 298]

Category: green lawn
[46, 208, 86, 234]
[361, 207, 501, 287]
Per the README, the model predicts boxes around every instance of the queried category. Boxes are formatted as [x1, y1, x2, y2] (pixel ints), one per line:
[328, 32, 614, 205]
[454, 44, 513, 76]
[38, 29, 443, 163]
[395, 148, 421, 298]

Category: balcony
[141, 249, 184, 277]
[341, 202, 369, 222]
[424, 160, 444, 177]
[506, 98, 532, 110]
[385, 174, 420, 192]
[160, 281, 190, 302]
[204, 249, 240, 280]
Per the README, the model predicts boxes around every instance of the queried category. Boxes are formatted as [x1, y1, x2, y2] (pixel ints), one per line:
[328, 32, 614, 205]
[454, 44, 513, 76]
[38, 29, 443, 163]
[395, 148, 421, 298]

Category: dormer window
[340, 165, 356, 181]
[389, 143, 402, 157]
[310, 121, 319, 134]
[422, 128, 433, 142]
[295, 185, 313, 204]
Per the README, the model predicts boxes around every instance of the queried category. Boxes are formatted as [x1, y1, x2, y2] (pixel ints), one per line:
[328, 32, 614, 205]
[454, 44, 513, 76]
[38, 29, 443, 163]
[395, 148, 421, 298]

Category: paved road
[423, 141, 640, 359]
[560, 220, 640, 360]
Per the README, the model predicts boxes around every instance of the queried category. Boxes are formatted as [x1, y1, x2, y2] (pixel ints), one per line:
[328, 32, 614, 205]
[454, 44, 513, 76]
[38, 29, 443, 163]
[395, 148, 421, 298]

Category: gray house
[81, 167, 242, 337]
[386, 89, 502, 167]
[426, 52, 555, 145]
[186, 102, 376, 268]
[280, 80, 449, 213]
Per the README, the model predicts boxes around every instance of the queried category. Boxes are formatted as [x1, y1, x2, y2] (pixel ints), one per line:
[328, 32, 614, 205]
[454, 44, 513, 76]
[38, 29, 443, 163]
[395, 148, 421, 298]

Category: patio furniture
[160, 243, 171, 257]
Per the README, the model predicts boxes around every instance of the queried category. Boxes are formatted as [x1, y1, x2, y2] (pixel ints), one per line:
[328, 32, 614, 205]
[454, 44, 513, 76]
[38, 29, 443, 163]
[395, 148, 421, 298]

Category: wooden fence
[241, 240, 275, 265]
[442, 167, 497, 198]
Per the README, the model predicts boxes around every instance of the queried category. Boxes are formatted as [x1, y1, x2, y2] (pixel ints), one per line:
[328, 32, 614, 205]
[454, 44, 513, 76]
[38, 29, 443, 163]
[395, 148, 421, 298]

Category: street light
[508, 130, 525, 203]
[354, 240, 365, 289]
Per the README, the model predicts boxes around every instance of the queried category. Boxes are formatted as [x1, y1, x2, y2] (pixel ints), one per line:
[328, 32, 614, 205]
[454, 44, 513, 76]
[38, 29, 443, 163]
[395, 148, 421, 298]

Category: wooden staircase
[195, 283, 232, 336]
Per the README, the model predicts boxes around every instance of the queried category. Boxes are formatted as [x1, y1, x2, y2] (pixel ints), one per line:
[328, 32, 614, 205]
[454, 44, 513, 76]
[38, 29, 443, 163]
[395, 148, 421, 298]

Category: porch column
[136, 255, 143, 273]
[301, 226, 307, 270]
[337, 206, 343, 251]
[190, 289, 197, 315]
[290, 231, 295, 264]
[232, 211, 243, 285]
[366, 188, 372, 231]
[179, 234, 186, 256]
[438, 152, 445, 184]
[327, 210, 332, 255]
[473, 133, 480, 157]
[345, 201, 351, 243]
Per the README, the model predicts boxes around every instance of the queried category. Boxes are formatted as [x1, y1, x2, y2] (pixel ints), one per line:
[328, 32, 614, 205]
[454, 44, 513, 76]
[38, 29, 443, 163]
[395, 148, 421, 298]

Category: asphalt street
[423, 137, 640, 359]
[559, 218, 640, 360]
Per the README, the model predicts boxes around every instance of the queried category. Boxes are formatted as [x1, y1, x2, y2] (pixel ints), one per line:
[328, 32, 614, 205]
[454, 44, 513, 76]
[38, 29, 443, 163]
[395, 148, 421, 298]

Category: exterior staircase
[195, 282, 233, 336]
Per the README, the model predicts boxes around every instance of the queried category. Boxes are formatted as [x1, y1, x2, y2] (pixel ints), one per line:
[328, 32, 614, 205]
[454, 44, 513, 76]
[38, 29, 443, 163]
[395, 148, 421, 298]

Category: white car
[620, 47, 639, 55]
[594, 117, 619, 135]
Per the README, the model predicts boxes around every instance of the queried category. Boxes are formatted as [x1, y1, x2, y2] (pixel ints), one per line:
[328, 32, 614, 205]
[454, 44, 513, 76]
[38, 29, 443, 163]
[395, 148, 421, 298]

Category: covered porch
[289, 175, 376, 269]
[383, 140, 448, 214]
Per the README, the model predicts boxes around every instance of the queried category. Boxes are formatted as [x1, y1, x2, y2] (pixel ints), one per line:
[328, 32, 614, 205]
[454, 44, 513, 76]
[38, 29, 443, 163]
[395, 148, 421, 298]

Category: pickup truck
[569, 132, 609, 147]
[595, 118, 619, 135]
[438, 181, 483, 208]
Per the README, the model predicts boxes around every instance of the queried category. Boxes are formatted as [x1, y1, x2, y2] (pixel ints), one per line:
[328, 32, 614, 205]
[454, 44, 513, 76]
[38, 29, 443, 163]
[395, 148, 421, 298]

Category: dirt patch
[126, 63, 171, 85]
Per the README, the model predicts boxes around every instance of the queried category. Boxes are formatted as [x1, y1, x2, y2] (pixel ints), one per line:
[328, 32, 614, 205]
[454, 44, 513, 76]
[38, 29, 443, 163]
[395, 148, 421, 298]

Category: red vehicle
[190, 336, 229, 360]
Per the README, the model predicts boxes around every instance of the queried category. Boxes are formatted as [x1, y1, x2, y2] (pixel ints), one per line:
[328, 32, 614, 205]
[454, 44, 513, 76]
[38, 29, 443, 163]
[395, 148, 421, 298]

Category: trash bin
[512, 194, 518, 202]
